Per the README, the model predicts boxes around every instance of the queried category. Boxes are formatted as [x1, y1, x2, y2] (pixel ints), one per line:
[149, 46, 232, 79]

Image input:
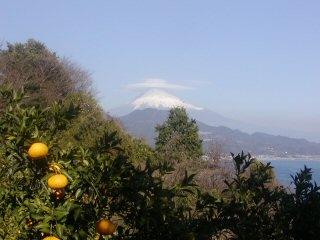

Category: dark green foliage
[219, 153, 281, 239]
[275, 167, 320, 239]
[193, 153, 320, 240]
[155, 107, 202, 163]
[0, 87, 193, 240]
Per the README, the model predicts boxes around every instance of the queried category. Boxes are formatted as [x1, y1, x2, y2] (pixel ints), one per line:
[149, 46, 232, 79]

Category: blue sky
[1, 1, 320, 141]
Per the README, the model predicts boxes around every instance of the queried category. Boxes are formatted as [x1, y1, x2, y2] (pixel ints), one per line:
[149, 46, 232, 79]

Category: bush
[0, 87, 194, 239]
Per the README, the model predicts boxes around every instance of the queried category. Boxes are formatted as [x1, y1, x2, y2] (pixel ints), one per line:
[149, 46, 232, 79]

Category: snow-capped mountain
[109, 89, 255, 133]
[132, 89, 202, 111]
[109, 89, 202, 116]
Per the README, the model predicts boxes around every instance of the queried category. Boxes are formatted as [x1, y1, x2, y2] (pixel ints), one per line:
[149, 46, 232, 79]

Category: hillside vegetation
[0, 40, 319, 240]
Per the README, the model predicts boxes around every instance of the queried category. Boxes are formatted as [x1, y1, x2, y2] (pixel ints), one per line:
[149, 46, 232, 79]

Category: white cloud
[125, 78, 193, 90]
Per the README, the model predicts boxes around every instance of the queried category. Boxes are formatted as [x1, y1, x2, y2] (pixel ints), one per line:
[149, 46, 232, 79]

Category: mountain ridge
[118, 108, 320, 156]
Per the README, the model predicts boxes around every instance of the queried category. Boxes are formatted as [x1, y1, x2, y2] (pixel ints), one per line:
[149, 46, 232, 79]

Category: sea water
[261, 159, 320, 187]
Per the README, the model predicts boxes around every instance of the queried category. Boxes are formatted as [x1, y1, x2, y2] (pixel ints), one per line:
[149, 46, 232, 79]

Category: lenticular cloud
[125, 78, 193, 91]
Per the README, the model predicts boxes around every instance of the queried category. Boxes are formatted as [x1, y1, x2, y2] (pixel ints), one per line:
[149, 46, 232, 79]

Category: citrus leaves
[0, 86, 196, 239]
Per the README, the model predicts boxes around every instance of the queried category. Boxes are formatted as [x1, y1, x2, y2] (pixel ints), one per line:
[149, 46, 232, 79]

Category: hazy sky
[1, 1, 320, 141]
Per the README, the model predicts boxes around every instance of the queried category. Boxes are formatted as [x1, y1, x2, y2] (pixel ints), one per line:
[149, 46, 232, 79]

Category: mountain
[119, 108, 320, 156]
[198, 121, 320, 156]
[189, 108, 260, 134]
[119, 108, 168, 144]
[109, 89, 256, 133]
[109, 89, 202, 116]
[132, 89, 202, 110]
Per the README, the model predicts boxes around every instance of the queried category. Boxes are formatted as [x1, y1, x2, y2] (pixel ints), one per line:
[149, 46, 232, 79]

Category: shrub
[0, 87, 194, 240]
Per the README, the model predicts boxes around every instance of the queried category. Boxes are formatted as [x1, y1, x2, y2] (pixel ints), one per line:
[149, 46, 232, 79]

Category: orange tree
[2, 85, 320, 240]
[0, 86, 195, 240]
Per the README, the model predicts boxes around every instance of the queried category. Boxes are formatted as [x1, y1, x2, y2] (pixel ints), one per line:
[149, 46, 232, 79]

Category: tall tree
[155, 107, 202, 163]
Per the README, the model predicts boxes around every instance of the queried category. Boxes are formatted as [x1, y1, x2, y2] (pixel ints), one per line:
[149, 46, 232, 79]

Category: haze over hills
[109, 89, 320, 156]
[118, 108, 320, 156]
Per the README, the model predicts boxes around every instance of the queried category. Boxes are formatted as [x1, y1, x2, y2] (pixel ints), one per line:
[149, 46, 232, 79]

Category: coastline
[257, 155, 320, 161]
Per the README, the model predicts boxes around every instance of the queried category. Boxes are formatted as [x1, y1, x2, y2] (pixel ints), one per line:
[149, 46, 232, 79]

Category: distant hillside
[119, 108, 320, 156]
[119, 108, 168, 145]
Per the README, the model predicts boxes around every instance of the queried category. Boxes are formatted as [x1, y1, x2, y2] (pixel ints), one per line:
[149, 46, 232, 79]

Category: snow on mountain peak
[131, 89, 203, 110]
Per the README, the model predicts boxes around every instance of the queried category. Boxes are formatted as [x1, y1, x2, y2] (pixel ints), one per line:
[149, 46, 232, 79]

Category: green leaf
[73, 207, 82, 222]
[56, 223, 65, 237]
[75, 189, 83, 199]
[35, 222, 50, 233]
[54, 210, 69, 221]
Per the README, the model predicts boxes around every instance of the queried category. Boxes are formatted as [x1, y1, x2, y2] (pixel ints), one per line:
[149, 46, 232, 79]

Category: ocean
[261, 159, 320, 187]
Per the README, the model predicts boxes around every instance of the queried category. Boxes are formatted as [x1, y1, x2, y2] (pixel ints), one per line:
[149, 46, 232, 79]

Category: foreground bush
[0, 87, 193, 239]
[0, 86, 319, 240]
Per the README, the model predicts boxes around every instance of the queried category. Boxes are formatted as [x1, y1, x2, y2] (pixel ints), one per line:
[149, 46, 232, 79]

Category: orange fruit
[96, 219, 116, 235]
[28, 142, 48, 159]
[43, 237, 60, 240]
[48, 174, 68, 190]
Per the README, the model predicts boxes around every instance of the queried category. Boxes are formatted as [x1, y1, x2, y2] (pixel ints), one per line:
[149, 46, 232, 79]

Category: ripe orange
[28, 142, 48, 159]
[96, 219, 116, 235]
[48, 174, 68, 190]
[43, 236, 60, 240]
